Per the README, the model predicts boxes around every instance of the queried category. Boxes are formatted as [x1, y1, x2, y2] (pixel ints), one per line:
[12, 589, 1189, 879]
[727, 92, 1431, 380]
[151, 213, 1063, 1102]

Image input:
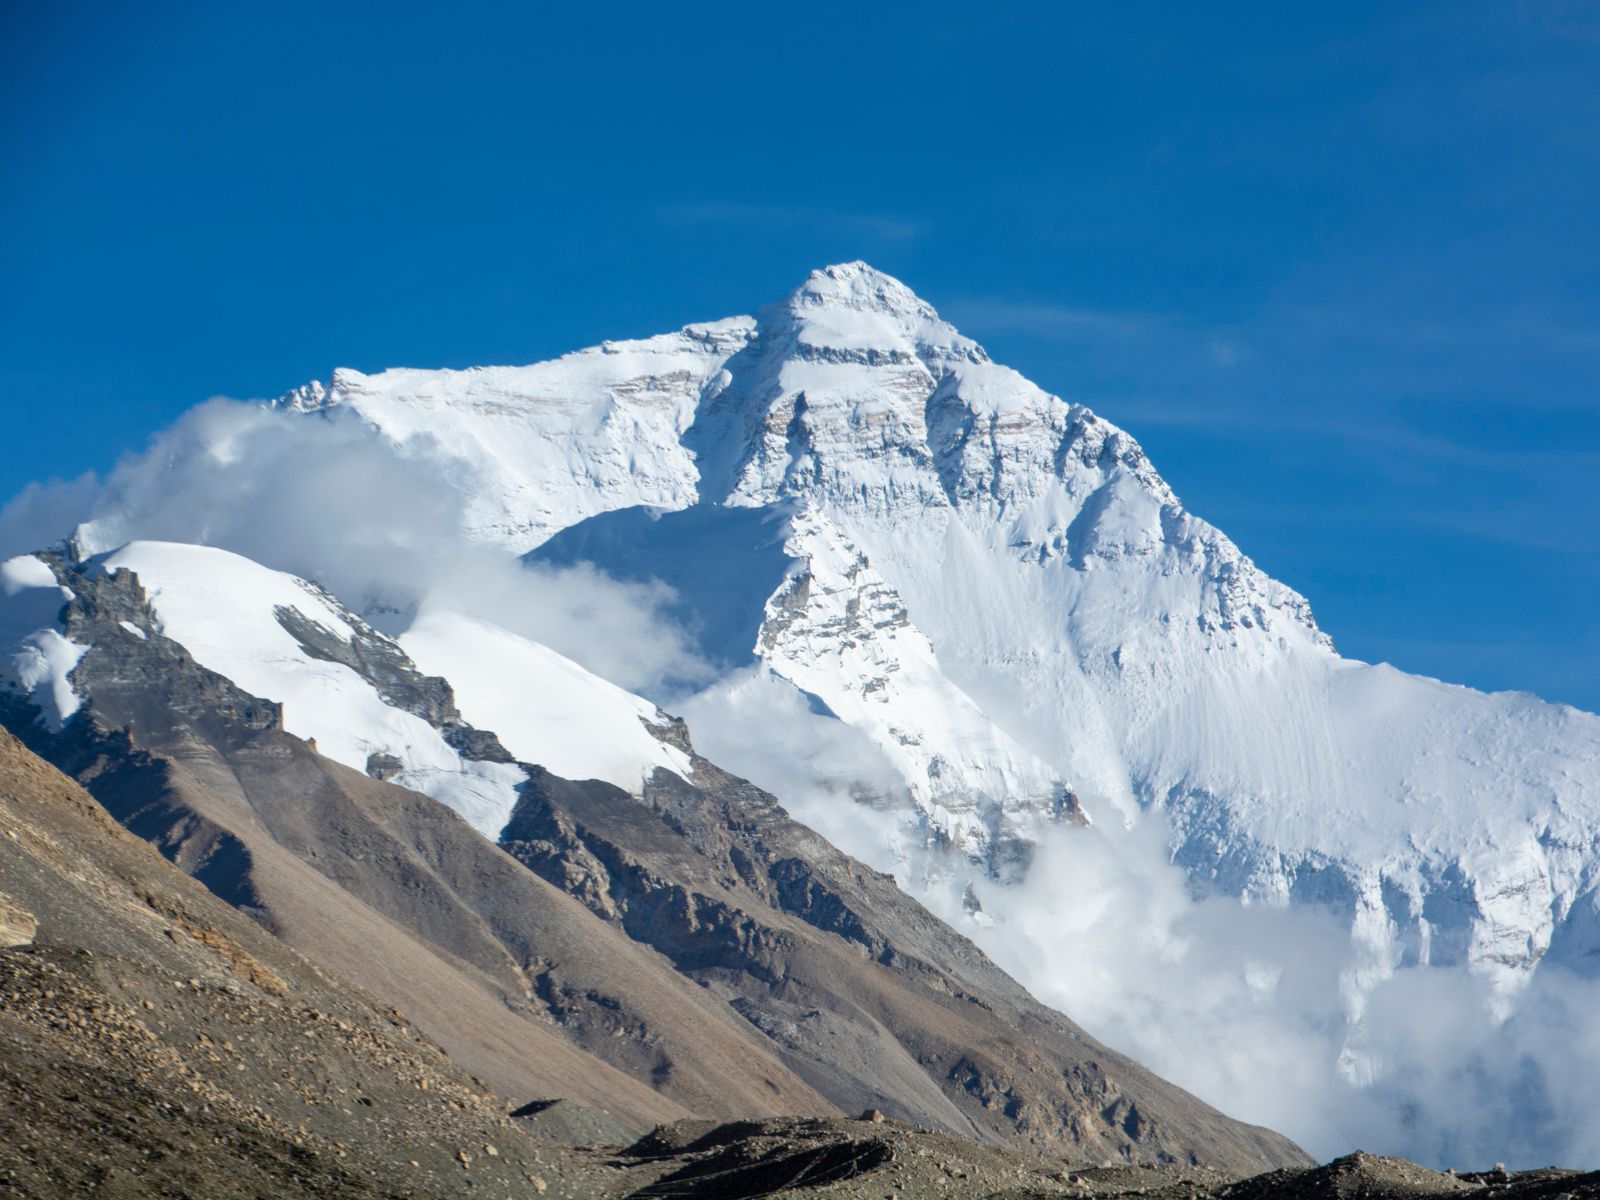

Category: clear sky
[3, 1, 1597, 711]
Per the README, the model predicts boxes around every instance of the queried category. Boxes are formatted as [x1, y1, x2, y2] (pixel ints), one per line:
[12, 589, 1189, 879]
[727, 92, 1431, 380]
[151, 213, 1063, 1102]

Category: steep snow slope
[271, 262, 1600, 987]
[398, 606, 691, 788]
[100, 542, 526, 836]
[756, 508, 1080, 874]
[0, 554, 86, 730]
[276, 320, 750, 549]
[0, 541, 689, 838]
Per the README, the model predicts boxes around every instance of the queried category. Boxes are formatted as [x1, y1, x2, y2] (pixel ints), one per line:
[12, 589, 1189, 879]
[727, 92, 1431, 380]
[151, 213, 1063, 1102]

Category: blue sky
[3, 1, 1597, 710]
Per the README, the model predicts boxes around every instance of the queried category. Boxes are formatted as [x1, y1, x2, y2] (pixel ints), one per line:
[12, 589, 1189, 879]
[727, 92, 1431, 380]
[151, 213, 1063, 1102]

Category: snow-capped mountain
[1, 542, 689, 839]
[256, 261, 1600, 988]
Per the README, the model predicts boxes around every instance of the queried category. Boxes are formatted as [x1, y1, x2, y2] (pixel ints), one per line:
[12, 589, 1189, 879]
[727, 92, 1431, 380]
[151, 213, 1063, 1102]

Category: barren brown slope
[128, 736, 835, 1121]
[0, 724, 569, 1198]
[503, 758, 1310, 1175]
[103, 736, 696, 1130]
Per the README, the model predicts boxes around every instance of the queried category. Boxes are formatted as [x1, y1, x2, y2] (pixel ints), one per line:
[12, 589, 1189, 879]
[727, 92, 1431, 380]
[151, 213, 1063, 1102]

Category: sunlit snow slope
[0, 541, 689, 838]
[0, 554, 86, 730]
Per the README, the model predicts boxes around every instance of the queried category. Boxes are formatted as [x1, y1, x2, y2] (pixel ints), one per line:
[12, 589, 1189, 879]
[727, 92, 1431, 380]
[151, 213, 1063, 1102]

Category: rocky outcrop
[500, 754, 1308, 1173]
[273, 599, 514, 764]
[0, 892, 35, 949]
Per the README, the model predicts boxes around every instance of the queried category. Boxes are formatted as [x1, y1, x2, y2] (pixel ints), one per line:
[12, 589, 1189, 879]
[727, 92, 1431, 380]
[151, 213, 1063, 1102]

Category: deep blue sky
[3, 1, 1597, 710]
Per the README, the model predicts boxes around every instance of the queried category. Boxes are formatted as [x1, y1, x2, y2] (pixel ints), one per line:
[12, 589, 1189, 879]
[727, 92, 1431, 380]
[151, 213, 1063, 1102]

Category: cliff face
[503, 756, 1305, 1171]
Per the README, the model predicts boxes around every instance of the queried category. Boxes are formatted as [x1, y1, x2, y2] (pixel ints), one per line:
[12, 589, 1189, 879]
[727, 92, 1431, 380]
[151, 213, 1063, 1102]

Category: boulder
[0, 891, 37, 948]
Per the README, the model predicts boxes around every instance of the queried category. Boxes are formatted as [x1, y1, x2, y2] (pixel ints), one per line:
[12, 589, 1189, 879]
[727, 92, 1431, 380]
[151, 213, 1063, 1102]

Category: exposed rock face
[40, 549, 284, 741]
[500, 754, 1306, 1173]
[272, 599, 514, 764]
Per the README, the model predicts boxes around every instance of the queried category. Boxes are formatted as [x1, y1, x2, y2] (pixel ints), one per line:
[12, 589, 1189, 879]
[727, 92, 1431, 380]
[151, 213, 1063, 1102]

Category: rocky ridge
[502, 754, 1296, 1169]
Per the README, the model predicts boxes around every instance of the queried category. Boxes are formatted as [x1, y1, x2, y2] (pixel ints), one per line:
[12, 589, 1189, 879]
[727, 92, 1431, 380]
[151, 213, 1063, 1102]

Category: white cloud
[0, 397, 709, 698]
[675, 666, 912, 869]
[944, 297, 1156, 341]
[671, 668, 1600, 1168]
[0, 471, 103, 560]
[865, 810, 1600, 1168]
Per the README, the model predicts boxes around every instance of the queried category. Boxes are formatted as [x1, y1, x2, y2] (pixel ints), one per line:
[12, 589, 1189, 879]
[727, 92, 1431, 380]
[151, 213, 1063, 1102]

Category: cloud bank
[0, 398, 707, 697]
[943, 821, 1600, 1167]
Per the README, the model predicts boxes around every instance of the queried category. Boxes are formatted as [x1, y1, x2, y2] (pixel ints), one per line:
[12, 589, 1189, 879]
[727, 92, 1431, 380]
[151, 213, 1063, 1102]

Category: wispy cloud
[659, 200, 924, 243]
[946, 297, 1256, 379]
[1121, 404, 1600, 475]
[1279, 299, 1600, 374]
[1207, 337, 1244, 368]
[943, 297, 1158, 341]
[1513, 0, 1600, 45]
[0, 398, 713, 697]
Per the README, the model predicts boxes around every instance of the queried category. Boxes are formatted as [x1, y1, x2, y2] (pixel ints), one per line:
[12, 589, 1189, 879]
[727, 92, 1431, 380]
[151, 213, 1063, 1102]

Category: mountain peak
[774, 262, 981, 363]
[791, 261, 928, 313]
